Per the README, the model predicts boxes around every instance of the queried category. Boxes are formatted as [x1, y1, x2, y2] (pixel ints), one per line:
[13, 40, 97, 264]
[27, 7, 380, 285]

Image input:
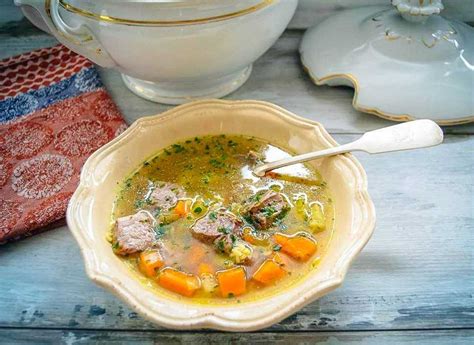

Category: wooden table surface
[1, 5, 473, 345]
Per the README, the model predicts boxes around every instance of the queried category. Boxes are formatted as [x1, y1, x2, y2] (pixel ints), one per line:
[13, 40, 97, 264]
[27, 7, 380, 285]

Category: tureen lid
[59, 0, 274, 24]
[300, 0, 474, 125]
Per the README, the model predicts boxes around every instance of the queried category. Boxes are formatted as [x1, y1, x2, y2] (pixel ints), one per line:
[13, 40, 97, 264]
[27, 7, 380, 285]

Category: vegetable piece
[216, 266, 247, 297]
[309, 202, 325, 233]
[252, 257, 287, 285]
[138, 250, 164, 278]
[273, 232, 317, 261]
[229, 242, 253, 264]
[242, 227, 269, 246]
[157, 268, 201, 297]
[200, 273, 218, 294]
[294, 197, 308, 221]
[174, 200, 190, 218]
[198, 263, 215, 276]
[191, 198, 208, 217]
[159, 212, 181, 225]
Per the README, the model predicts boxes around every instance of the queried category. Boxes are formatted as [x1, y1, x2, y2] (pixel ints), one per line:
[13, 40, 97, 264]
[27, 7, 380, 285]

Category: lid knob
[392, 0, 444, 23]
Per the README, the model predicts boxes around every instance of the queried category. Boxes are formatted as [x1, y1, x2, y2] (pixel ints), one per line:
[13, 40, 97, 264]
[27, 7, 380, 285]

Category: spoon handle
[253, 120, 443, 177]
[352, 119, 444, 154]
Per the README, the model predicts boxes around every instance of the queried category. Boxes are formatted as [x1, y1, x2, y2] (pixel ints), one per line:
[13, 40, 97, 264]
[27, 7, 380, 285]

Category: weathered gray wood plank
[1, 9, 473, 134]
[0, 135, 472, 332]
[1, 329, 473, 345]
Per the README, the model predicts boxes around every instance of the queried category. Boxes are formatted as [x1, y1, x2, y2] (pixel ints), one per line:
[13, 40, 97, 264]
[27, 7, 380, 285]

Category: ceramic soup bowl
[67, 100, 375, 331]
[15, 0, 298, 104]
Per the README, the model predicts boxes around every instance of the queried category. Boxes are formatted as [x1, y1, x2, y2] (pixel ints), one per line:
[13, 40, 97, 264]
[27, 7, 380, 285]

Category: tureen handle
[14, 0, 116, 67]
[392, 0, 444, 23]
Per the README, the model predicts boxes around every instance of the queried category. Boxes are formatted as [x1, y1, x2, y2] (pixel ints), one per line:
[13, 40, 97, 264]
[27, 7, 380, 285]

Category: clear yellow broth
[112, 135, 334, 304]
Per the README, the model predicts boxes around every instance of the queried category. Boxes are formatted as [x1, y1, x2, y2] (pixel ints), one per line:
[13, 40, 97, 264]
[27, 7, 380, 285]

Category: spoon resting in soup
[109, 135, 334, 303]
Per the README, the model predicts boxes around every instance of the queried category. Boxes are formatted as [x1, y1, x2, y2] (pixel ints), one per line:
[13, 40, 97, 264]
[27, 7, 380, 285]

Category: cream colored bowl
[67, 100, 375, 331]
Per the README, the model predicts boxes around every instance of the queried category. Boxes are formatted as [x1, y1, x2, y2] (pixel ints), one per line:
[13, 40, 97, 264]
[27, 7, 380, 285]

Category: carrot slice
[198, 263, 215, 275]
[216, 266, 247, 297]
[273, 232, 317, 261]
[252, 258, 286, 285]
[174, 200, 190, 217]
[157, 268, 201, 297]
[138, 250, 164, 278]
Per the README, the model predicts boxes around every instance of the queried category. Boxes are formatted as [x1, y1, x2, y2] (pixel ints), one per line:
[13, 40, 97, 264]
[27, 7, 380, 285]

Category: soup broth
[111, 135, 334, 303]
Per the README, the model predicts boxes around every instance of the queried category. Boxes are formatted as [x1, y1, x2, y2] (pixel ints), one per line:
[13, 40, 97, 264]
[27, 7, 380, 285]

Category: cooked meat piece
[190, 210, 242, 244]
[246, 150, 264, 163]
[243, 190, 290, 230]
[114, 211, 156, 255]
[149, 182, 185, 211]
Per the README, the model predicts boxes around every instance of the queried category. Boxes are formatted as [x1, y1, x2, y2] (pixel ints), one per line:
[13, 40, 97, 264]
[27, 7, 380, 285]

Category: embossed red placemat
[0, 44, 127, 243]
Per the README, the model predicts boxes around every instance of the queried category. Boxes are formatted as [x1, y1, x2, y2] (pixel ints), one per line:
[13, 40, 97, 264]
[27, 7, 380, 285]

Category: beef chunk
[114, 211, 156, 255]
[149, 182, 185, 211]
[190, 210, 242, 244]
[243, 190, 290, 230]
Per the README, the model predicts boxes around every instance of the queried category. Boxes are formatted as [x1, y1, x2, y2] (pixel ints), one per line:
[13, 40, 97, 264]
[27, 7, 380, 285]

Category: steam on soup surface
[111, 135, 334, 303]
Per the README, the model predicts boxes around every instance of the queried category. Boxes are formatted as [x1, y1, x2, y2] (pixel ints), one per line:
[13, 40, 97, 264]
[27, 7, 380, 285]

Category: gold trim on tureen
[57, 0, 275, 26]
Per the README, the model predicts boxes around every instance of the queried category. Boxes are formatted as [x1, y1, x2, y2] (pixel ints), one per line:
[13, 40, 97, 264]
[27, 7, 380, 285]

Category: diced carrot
[273, 232, 317, 261]
[198, 263, 215, 276]
[174, 200, 190, 217]
[252, 258, 286, 285]
[242, 232, 257, 245]
[216, 266, 247, 297]
[138, 250, 164, 278]
[157, 268, 201, 297]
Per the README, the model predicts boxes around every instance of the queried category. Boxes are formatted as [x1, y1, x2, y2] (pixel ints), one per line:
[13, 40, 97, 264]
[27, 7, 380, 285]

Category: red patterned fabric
[0, 45, 127, 243]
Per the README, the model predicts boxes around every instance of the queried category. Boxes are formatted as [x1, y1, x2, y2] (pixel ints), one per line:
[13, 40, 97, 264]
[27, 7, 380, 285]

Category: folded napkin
[0, 44, 127, 243]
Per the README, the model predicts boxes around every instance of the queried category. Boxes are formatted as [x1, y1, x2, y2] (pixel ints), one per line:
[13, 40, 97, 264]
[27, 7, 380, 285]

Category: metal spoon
[253, 119, 444, 177]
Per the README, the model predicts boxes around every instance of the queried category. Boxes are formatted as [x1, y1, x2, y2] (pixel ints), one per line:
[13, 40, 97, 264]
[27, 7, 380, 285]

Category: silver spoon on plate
[253, 119, 443, 177]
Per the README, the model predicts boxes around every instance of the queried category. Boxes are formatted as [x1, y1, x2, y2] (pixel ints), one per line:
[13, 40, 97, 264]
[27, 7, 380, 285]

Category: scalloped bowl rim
[66, 99, 376, 331]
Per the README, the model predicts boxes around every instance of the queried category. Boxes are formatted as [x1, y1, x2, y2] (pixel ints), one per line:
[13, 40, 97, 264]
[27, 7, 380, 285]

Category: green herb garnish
[154, 225, 166, 239]
[172, 144, 185, 153]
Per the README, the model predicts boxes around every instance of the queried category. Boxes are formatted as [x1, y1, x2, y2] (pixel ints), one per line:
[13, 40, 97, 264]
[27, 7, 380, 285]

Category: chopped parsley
[201, 173, 211, 184]
[216, 238, 226, 252]
[272, 244, 282, 252]
[261, 206, 277, 217]
[153, 225, 166, 239]
[172, 144, 185, 153]
[217, 227, 231, 234]
[209, 159, 225, 168]
[208, 211, 218, 220]
[134, 199, 145, 209]
[193, 206, 203, 214]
